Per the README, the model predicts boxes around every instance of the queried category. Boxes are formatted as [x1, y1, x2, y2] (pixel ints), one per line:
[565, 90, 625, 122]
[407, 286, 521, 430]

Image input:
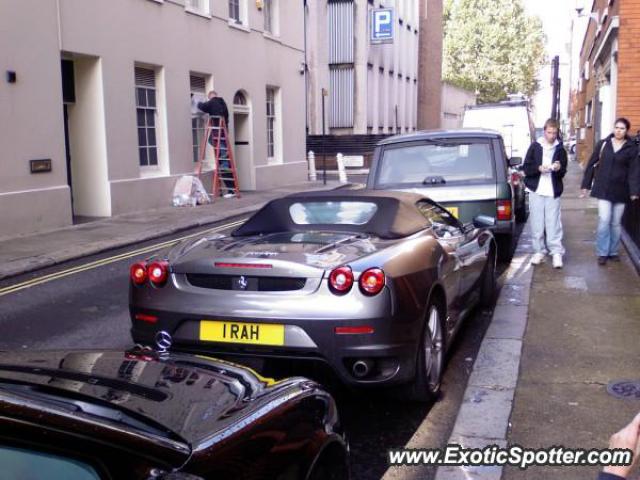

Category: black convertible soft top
[232, 190, 433, 239]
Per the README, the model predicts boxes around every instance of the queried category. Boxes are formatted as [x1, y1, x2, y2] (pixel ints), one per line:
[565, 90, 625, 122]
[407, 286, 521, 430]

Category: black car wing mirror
[508, 157, 523, 167]
[472, 215, 496, 229]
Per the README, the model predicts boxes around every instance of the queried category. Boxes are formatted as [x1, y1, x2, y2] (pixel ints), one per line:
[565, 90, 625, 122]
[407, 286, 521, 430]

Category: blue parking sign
[371, 8, 394, 44]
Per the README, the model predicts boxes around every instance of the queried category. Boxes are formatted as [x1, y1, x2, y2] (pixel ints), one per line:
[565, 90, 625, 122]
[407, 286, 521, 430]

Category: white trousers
[529, 191, 565, 256]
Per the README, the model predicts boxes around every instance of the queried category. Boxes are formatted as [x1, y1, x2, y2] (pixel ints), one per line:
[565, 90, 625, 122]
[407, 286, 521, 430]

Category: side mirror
[472, 215, 496, 229]
[509, 157, 523, 167]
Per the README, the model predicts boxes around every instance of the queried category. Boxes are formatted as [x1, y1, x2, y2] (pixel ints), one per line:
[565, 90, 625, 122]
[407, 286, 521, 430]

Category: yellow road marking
[0, 219, 246, 297]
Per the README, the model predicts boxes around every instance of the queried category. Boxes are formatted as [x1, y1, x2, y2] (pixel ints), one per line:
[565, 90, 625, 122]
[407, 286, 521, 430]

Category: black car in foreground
[0, 347, 348, 480]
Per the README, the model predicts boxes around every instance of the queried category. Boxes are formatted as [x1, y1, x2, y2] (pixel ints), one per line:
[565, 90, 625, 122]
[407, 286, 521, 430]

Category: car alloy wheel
[424, 305, 444, 393]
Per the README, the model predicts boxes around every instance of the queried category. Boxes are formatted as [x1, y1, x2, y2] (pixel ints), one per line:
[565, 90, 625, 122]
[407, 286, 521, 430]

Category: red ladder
[196, 116, 241, 199]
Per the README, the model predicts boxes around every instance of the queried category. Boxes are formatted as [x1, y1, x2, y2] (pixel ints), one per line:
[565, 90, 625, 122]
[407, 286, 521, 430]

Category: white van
[462, 99, 536, 159]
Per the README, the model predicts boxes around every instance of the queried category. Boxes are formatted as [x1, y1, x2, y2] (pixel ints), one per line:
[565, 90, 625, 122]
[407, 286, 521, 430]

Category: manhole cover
[607, 380, 640, 400]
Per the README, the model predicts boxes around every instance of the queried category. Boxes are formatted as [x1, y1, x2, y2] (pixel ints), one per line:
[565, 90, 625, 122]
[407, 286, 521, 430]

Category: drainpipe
[56, 0, 62, 50]
[303, 0, 309, 135]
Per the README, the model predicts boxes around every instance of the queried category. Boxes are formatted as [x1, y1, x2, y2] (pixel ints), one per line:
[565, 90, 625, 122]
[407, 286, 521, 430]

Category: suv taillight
[329, 266, 354, 295]
[497, 200, 512, 221]
[359, 268, 385, 296]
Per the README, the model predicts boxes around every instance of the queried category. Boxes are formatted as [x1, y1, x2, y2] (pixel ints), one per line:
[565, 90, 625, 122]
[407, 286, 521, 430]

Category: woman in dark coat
[581, 118, 640, 264]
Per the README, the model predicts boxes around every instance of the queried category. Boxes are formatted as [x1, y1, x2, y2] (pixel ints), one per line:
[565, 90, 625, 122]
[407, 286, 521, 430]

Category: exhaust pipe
[352, 359, 374, 379]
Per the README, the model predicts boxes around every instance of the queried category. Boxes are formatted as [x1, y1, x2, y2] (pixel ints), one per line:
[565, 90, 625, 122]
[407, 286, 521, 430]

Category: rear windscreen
[289, 202, 378, 225]
[375, 142, 495, 187]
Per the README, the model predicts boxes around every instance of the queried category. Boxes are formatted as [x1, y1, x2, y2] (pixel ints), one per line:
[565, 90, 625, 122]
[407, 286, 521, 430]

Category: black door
[61, 60, 75, 210]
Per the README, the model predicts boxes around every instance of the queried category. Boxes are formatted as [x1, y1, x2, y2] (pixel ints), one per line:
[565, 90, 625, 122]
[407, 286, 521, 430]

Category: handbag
[592, 140, 607, 173]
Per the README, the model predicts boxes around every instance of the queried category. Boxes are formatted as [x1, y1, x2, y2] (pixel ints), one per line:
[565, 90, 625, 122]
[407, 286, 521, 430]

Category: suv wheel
[496, 233, 515, 261]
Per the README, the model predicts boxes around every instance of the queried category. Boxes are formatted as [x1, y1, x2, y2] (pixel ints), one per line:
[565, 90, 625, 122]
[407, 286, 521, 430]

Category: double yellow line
[0, 218, 246, 298]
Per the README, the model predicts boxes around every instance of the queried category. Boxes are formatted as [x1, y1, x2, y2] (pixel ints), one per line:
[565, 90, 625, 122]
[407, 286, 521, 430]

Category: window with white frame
[266, 86, 282, 163]
[264, 0, 278, 34]
[229, 0, 241, 23]
[185, 0, 210, 15]
[135, 67, 158, 167]
[190, 74, 207, 162]
[266, 87, 276, 159]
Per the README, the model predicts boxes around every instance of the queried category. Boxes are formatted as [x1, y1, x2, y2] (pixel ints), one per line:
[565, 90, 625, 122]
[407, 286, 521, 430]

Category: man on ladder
[197, 91, 238, 198]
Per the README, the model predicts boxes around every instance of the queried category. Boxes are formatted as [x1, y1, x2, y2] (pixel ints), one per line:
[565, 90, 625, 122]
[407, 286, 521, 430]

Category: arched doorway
[232, 90, 254, 190]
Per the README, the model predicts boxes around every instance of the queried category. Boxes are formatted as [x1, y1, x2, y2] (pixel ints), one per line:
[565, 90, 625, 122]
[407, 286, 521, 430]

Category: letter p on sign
[371, 8, 394, 43]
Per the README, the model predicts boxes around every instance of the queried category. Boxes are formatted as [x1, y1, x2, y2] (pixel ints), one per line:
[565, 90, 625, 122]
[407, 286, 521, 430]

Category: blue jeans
[208, 131, 235, 192]
[596, 200, 626, 257]
[529, 191, 565, 256]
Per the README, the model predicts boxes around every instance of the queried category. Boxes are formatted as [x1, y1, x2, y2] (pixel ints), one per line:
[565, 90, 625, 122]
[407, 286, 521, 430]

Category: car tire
[403, 299, 445, 403]
[307, 442, 349, 480]
[515, 194, 528, 223]
[479, 245, 497, 309]
[496, 233, 515, 261]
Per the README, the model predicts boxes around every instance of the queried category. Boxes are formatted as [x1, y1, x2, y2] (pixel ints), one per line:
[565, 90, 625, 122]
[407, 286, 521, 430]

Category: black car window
[0, 445, 101, 479]
[376, 141, 496, 187]
[416, 201, 463, 237]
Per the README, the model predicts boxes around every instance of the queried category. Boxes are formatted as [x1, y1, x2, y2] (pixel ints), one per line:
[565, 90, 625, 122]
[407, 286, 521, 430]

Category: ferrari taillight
[359, 268, 385, 296]
[147, 261, 169, 287]
[497, 200, 512, 221]
[130, 262, 148, 286]
[329, 266, 354, 295]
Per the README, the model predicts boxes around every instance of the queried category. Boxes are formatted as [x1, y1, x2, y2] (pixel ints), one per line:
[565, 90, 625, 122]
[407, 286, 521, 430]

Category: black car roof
[378, 128, 501, 146]
[232, 190, 434, 240]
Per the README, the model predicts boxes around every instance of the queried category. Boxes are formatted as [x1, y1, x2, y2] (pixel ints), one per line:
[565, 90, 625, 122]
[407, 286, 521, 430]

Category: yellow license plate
[199, 320, 285, 346]
[446, 206, 459, 218]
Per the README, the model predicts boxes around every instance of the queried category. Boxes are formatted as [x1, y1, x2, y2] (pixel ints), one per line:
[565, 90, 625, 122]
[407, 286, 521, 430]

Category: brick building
[572, 0, 640, 259]
[573, 0, 640, 165]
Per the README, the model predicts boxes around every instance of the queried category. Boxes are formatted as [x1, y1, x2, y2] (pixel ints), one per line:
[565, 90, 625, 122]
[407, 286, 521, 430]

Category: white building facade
[305, 0, 420, 136]
[0, 0, 306, 237]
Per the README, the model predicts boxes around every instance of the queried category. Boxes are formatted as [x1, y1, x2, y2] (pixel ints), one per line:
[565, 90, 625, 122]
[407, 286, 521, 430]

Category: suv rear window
[375, 141, 495, 187]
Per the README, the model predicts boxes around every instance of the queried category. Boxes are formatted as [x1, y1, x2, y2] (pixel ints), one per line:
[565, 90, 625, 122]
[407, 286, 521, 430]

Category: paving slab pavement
[504, 161, 640, 479]
[437, 160, 640, 480]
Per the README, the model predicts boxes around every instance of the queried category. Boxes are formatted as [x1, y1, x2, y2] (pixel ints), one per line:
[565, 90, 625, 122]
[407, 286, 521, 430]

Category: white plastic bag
[172, 175, 210, 207]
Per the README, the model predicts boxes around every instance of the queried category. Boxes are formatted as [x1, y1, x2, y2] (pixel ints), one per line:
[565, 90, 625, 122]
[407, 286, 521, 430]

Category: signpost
[370, 8, 394, 44]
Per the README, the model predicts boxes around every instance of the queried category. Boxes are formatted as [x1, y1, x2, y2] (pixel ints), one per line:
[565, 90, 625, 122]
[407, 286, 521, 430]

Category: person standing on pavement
[523, 118, 568, 269]
[581, 118, 640, 265]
